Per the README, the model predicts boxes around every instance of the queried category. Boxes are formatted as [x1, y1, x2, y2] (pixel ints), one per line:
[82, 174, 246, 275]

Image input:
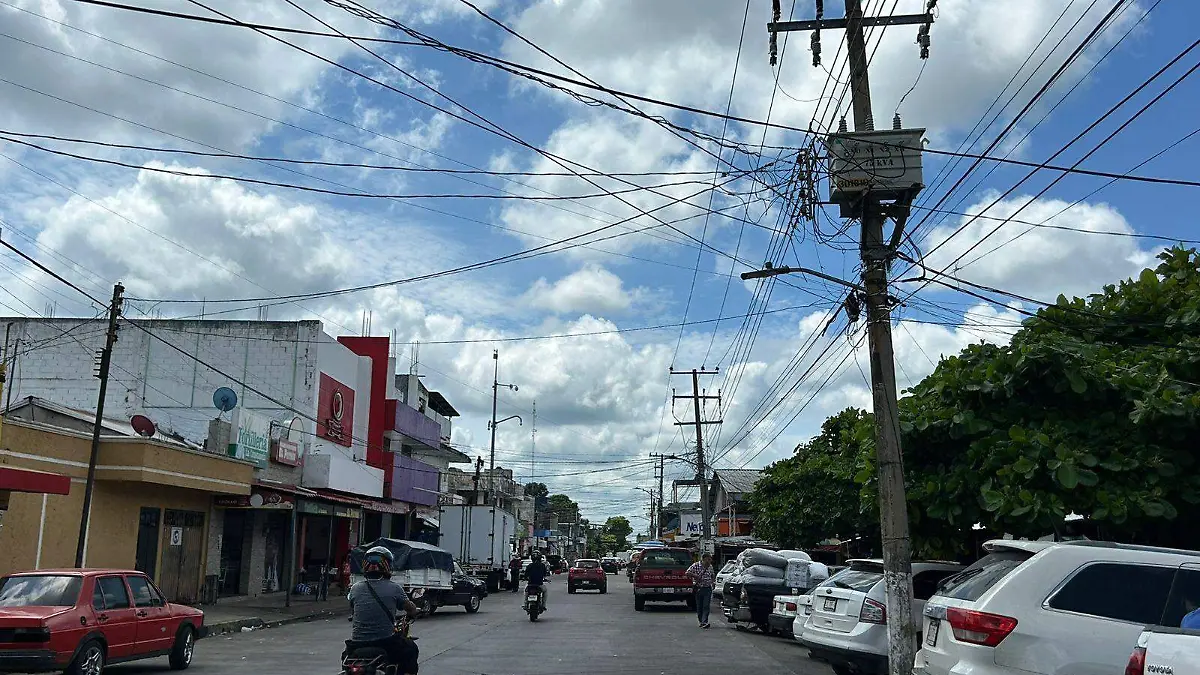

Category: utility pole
[0, 323, 11, 449]
[766, 3, 933, 673]
[649, 453, 672, 539]
[75, 283, 124, 568]
[487, 351, 519, 567]
[671, 368, 720, 545]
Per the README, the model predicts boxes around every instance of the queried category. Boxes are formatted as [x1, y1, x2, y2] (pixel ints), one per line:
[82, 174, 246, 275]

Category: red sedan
[0, 569, 204, 674]
[567, 559, 608, 594]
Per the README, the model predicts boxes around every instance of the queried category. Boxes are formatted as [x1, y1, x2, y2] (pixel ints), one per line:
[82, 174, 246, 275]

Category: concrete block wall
[2, 318, 322, 463]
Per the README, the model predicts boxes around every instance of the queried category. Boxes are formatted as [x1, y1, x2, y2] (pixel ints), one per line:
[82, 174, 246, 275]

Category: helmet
[531, 551, 542, 562]
[363, 546, 394, 578]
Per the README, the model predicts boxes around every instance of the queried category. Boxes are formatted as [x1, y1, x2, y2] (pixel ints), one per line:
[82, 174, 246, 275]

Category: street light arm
[492, 414, 523, 427]
[740, 265, 866, 293]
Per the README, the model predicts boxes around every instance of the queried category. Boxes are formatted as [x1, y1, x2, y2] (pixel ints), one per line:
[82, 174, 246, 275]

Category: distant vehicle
[714, 562, 739, 599]
[914, 540, 1200, 675]
[438, 505, 517, 592]
[632, 548, 696, 612]
[348, 539, 484, 614]
[568, 560, 608, 594]
[799, 559, 963, 675]
[600, 558, 620, 574]
[0, 569, 204, 674]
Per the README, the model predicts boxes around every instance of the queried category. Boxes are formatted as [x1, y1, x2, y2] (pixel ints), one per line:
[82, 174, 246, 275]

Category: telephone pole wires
[671, 368, 720, 545]
[764, 2, 935, 672]
[75, 282, 124, 568]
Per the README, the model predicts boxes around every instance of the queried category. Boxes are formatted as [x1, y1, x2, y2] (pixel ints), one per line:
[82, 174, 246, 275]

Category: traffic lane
[425, 573, 835, 675]
[102, 592, 512, 675]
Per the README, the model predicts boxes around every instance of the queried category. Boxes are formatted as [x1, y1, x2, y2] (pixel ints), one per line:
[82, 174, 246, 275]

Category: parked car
[799, 559, 963, 675]
[714, 562, 738, 599]
[0, 569, 204, 674]
[568, 560, 608, 594]
[632, 548, 695, 611]
[914, 540, 1200, 675]
[1128, 624, 1200, 675]
[600, 558, 620, 574]
[769, 594, 802, 636]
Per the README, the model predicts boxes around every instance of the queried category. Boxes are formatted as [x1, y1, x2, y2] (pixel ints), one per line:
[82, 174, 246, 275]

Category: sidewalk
[199, 590, 350, 638]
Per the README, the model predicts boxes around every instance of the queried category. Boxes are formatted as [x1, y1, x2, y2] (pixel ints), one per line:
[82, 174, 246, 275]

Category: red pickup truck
[632, 548, 696, 611]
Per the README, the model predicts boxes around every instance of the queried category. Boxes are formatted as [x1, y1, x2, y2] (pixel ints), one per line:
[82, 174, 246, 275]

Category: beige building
[0, 398, 254, 602]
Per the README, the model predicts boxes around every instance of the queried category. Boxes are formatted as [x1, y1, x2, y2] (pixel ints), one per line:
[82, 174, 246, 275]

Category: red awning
[0, 466, 71, 495]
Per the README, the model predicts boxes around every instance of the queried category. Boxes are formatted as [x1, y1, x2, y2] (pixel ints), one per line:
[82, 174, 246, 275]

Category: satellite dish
[213, 387, 238, 412]
[130, 414, 156, 438]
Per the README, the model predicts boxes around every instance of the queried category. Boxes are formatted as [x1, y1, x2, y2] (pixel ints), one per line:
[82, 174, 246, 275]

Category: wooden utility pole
[75, 283, 124, 568]
[650, 453, 667, 539]
[671, 368, 720, 544]
[767, 2, 933, 673]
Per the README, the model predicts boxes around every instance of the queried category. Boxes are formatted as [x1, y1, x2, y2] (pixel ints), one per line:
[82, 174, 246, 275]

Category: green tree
[748, 408, 878, 550]
[602, 516, 633, 552]
[524, 482, 549, 498]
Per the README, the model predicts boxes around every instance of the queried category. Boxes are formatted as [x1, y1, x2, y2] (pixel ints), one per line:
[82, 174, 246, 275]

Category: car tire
[464, 595, 481, 613]
[686, 597, 696, 611]
[634, 597, 645, 612]
[68, 639, 106, 675]
[600, 585, 607, 594]
[168, 626, 195, 670]
[832, 666, 854, 675]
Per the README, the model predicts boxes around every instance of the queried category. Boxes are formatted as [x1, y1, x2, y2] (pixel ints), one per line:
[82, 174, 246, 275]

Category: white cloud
[524, 264, 650, 314]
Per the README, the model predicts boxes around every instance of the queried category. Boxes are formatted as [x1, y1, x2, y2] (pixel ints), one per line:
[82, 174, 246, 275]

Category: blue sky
[1, 0, 1197, 525]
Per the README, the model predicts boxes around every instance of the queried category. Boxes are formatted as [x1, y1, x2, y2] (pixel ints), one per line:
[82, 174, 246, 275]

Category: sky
[0, 0, 1196, 529]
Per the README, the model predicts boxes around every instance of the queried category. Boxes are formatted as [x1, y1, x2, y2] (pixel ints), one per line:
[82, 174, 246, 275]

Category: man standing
[508, 555, 522, 593]
[686, 553, 716, 628]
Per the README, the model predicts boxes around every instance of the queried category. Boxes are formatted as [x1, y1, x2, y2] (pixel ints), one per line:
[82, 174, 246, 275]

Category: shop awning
[0, 466, 71, 495]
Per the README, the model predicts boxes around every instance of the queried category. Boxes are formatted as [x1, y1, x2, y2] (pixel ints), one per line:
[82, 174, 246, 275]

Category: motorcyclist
[525, 551, 550, 611]
[345, 546, 420, 674]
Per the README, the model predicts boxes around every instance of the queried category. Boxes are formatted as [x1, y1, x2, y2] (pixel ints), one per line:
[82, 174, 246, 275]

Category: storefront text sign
[272, 439, 301, 466]
[317, 373, 355, 448]
[298, 499, 361, 519]
[228, 408, 272, 467]
[213, 489, 294, 510]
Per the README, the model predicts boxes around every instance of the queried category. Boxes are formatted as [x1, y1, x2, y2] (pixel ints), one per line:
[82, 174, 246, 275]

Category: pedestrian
[686, 553, 716, 628]
[508, 555, 522, 593]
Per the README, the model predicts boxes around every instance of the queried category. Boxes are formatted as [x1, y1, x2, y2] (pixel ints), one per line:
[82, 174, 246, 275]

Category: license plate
[663, 587, 674, 593]
[926, 619, 940, 646]
[526, 595, 538, 602]
[823, 597, 838, 611]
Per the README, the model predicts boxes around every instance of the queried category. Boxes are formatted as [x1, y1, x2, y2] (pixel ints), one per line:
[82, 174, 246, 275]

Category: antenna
[410, 340, 420, 378]
[212, 387, 238, 416]
[130, 414, 157, 438]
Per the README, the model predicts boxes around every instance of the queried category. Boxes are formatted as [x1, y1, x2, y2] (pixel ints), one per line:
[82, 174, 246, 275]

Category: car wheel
[68, 639, 105, 675]
[464, 594, 481, 613]
[600, 585, 607, 594]
[831, 666, 854, 675]
[168, 626, 195, 670]
[686, 597, 696, 611]
[634, 597, 645, 612]
[568, 585, 576, 594]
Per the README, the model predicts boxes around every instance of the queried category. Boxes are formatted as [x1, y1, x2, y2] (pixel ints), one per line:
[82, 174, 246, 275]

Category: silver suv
[797, 559, 963, 675]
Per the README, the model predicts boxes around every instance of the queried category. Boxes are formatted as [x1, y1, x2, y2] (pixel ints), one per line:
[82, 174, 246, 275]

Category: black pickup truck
[721, 575, 787, 631]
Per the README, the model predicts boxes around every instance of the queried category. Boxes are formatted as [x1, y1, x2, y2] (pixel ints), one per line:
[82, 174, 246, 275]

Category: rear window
[575, 560, 600, 568]
[821, 566, 883, 594]
[937, 550, 1032, 601]
[0, 575, 83, 607]
[1048, 562, 1175, 625]
[720, 563, 737, 574]
[639, 550, 693, 568]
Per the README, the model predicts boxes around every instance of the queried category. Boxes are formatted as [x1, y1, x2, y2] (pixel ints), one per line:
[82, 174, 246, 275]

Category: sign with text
[228, 408, 271, 467]
[272, 439, 301, 466]
[317, 373, 355, 447]
[213, 489, 294, 510]
[785, 559, 812, 590]
[679, 513, 704, 536]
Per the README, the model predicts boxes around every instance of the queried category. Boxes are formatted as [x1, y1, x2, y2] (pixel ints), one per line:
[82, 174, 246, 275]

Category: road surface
[106, 574, 834, 675]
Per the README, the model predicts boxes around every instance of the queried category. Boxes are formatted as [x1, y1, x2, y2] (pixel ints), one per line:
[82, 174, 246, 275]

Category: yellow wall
[0, 418, 251, 595]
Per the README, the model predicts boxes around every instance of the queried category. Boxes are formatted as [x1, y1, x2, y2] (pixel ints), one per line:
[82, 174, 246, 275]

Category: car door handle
[97, 613, 110, 623]
[136, 610, 148, 617]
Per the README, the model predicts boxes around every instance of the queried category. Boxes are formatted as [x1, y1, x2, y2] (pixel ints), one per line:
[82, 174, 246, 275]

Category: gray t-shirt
[348, 579, 408, 642]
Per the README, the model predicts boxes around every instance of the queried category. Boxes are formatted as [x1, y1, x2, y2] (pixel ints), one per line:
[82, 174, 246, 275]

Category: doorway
[135, 507, 161, 578]
[158, 509, 205, 603]
[219, 509, 247, 596]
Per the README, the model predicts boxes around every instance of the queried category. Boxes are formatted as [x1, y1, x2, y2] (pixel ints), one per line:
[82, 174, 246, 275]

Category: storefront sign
[317, 374, 355, 447]
[298, 499, 361, 519]
[680, 513, 703, 536]
[169, 527, 183, 546]
[272, 439, 301, 466]
[213, 489, 294, 510]
[229, 409, 272, 467]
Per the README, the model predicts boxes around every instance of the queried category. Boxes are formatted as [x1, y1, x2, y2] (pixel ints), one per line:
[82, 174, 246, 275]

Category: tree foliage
[601, 516, 633, 553]
[524, 482, 549, 498]
[747, 248, 1200, 557]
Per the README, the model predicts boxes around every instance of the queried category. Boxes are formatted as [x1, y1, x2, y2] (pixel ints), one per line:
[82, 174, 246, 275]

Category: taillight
[859, 598, 886, 624]
[785, 602, 797, 612]
[11, 627, 51, 643]
[945, 607, 1017, 647]
[1124, 646, 1146, 675]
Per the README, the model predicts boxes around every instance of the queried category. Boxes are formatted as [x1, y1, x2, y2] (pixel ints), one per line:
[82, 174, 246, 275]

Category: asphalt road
[104, 574, 834, 675]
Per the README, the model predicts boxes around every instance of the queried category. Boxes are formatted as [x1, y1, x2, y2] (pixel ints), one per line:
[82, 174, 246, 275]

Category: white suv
[915, 539, 1200, 675]
[797, 559, 963, 675]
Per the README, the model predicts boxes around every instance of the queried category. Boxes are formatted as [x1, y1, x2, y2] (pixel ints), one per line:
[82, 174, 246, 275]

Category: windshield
[720, 563, 737, 574]
[816, 566, 883, 594]
[575, 560, 600, 568]
[937, 550, 1032, 601]
[638, 550, 694, 568]
[0, 575, 83, 607]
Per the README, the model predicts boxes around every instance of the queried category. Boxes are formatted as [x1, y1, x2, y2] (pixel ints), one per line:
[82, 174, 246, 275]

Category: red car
[0, 569, 204, 674]
[632, 547, 695, 611]
[567, 559, 608, 594]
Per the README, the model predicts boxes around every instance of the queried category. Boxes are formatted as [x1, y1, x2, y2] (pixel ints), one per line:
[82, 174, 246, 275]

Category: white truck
[438, 504, 516, 592]
[1128, 627, 1200, 675]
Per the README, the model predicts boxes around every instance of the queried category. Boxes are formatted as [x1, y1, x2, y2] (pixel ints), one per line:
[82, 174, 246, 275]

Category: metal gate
[158, 509, 206, 603]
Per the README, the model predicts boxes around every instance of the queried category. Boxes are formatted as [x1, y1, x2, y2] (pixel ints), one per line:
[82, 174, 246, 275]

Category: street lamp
[741, 263, 866, 292]
[634, 487, 657, 537]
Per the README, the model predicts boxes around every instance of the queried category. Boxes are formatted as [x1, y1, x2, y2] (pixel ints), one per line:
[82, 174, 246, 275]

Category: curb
[201, 607, 350, 639]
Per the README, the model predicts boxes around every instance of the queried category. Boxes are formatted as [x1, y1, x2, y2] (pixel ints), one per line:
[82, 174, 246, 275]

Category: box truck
[438, 504, 516, 592]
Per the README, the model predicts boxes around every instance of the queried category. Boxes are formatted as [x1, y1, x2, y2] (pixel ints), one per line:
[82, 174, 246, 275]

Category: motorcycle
[340, 616, 417, 675]
[524, 584, 544, 622]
